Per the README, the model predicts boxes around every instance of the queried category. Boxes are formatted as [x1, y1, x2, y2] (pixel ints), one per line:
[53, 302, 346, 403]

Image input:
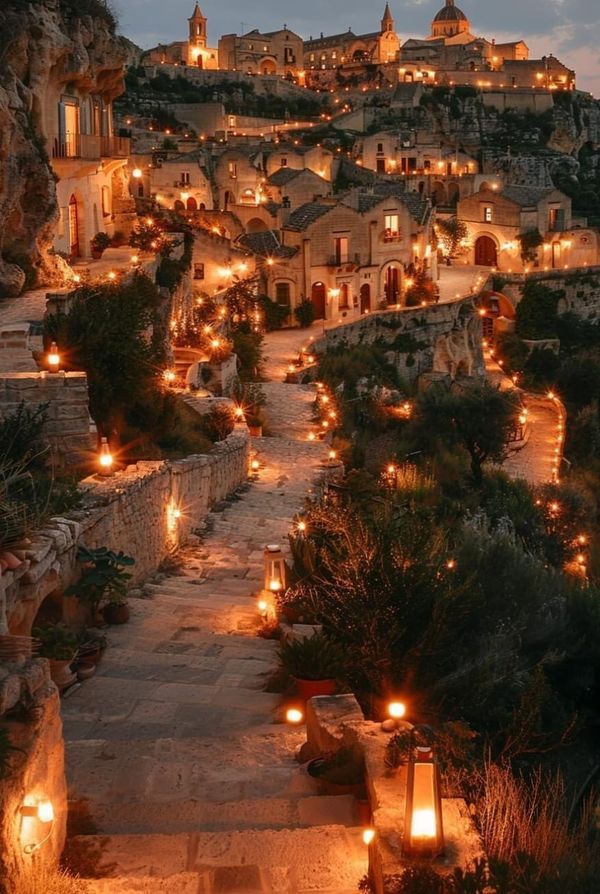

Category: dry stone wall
[496, 265, 600, 322]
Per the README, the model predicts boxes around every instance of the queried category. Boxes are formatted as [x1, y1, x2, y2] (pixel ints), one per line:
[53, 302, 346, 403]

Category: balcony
[52, 133, 131, 161]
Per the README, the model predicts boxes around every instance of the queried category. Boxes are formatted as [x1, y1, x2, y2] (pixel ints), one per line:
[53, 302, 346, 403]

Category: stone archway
[311, 281, 326, 319]
[382, 262, 402, 305]
[447, 182, 460, 206]
[475, 235, 498, 267]
[432, 181, 447, 206]
[260, 58, 277, 75]
[186, 196, 198, 212]
[360, 283, 371, 313]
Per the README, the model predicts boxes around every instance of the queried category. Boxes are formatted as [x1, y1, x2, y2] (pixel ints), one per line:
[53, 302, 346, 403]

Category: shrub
[90, 232, 111, 255]
[515, 282, 563, 339]
[278, 632, 345, 681]
[257, 294, 289, 330]
[33, 624, 79, 660]
[294, 299, 316, 328]
[198, 404, 235, 441]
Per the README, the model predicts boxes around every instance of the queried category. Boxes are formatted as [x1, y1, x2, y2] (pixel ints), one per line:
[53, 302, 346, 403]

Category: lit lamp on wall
[98, 437, 114, 476]
[403, 734, 444, 859]
[20, 799, 55, 855]
[264, 544, 286, 594]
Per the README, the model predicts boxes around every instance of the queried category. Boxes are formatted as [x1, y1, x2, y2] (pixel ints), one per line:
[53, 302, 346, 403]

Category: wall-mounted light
[20, 799, 55, 855]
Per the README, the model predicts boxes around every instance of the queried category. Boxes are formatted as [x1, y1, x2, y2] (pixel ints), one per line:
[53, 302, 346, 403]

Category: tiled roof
[237, 229, 297, 258]
[351, 185, 431, 225]
[267, 168, 302, 186]
[501, 185, 555, 206]
[283, 202, 333, 231]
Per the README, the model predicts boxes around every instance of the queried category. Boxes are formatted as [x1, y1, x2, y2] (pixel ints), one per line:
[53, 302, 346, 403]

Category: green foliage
[198, 404, 235, 442]
[294, 299, 316, 328]
[517, 228, 543, 262]
[257, 294, 289, 331]
[405, 271, 438, 307]
[129, 220, 164, 251]
[66, 546, 135, 611]
[231, 330, 263, 379]
[44, 274, 169, 441]
[90, 232, 111, 255]
[515, 282, 564, 339]
[412, 381, 520, 486]
[33, 624, 79, 660]
[0, 401, 48, 470]
[278, 632, 345, 681]
[436, 217, 469, 258]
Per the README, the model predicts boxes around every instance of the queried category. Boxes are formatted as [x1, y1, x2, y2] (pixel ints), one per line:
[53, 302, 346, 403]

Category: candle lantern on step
[403, 734, 444, 859]
[264, 544, 286, 594]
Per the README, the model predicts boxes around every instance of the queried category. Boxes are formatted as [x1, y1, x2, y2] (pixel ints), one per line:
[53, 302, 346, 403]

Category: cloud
[116, 0, 599, 97]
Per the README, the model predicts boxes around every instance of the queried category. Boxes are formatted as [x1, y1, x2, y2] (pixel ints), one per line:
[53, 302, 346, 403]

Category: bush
[278, 632, 345, 681]
[516, 282, 563, 339]
[294, 299, 316, 328]
[257, 294, 289, 330]
[198, 404, 235, 442]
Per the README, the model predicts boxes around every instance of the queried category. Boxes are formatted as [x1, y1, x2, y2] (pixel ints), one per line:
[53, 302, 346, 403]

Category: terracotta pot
[48, 658, 77, 691]
[103, 603, 130, 625]
[91, 249, 103, 260]
[77, 643, 103, 665]
[294, 677, 336, 700]
[248, 425, 262, 437]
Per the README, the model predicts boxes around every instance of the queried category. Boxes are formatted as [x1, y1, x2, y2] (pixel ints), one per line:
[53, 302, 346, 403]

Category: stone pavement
[486, 353, 562, 485]
[63, 343, 367, 892]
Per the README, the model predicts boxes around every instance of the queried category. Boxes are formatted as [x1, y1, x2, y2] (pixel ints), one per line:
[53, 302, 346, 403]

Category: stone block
[305, 693, 364, 756]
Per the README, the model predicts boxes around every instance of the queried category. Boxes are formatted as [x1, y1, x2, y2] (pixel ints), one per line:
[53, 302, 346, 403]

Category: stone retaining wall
[493, 265, 600, 322]
[1, 429, 251, 637]
[319, 297, 485, 381]
[0, 371, 94, 465]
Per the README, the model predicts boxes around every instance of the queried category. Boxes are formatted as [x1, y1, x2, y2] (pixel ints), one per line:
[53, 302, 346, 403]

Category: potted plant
[33, 624, 79, 691]
[246, 412, 263, 438]
[66, 546, 135, 625]
[307, 744, 366, 797]
[278, 631, 343, 700]
[90, 232, 112, 260]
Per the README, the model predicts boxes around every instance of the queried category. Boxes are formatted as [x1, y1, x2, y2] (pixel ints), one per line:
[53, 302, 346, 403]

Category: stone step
[67, 826, 367, 890]
[74, 793, 358, 834]
[84, 876, 361, 894]
[65, 735, 311, 803]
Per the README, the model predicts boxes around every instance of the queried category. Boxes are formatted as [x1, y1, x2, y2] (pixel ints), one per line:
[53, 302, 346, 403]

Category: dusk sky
[117, 0, 600, 96]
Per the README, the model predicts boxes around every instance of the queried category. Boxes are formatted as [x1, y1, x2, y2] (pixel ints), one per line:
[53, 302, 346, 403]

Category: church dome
[433, 0, 468, 22]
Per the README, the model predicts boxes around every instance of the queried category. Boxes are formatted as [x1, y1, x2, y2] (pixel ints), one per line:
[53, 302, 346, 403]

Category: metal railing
[52, 134, 131, 160]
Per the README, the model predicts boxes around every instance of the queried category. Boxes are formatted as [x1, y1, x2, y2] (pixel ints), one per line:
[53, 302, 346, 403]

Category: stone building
[45, 42, 135, 260]
[265, 168, 331, 211]
[457, 184, 599, 271]
[303, 4, 400, 71]
[141, 150, 214, 214]
[357, 132, 481, 206]
[253, 187, 435, 321]
[218, 26, 303, 77]
[264, 145, 334, 181]
[398, 0, 575, 91]
[141, 3, 219, 69]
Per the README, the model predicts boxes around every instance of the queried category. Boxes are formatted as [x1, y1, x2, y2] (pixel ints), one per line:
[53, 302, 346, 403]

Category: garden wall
[0, 371, 94, 466]
[1, 429, 250, 637]
[319, 296, 485, 381]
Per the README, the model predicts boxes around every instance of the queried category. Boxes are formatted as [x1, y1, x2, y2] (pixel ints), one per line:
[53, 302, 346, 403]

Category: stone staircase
[62, 391, 367, 893]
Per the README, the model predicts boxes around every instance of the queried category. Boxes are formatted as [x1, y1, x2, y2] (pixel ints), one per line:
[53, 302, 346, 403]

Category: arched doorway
[174, 199, 185, 213]
[552, 241, 561, 268]
[360, 283, 371, 313]
[339, 284, 350, 309]
[383, 264, 401, 305]
[432, 181, 446, 206]
[260, 59, 276, 75]
[247, 218, 268, 233]
[68, 194, 80, 258]
[186, 196, 198, 212]
[311, 282, 326, 319]
[447, 182, 460, 205]
[475, 235, 498, 267]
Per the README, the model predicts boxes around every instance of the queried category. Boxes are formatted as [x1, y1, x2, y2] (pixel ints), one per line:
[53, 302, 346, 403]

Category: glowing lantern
[20, 799, 55, 854]
[132, 168, 143, 179]
[297, 520, 307, 534]
[264, 544, 286, 594]
[403, 742, 444, 858]
[388, 701, 406, 720]
[234, 407, 245, 422]
[362, 828, 376, 845]
[47, 341, 60, 372]
[257, 598, 268, 617]
[286, 707, 303, 724]
[328, 449, 338, 463]
[98, 437, 113, 475]
[163, 369, 176, 385]
[251, 458, 260, 473]
[131, 254, 140, 265]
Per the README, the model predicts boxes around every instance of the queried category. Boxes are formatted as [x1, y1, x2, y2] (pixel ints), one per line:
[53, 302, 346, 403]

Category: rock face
[0, 0, 126, 298]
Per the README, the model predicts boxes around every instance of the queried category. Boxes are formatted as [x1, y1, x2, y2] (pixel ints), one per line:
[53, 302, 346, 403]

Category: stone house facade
[303, 5, 400, 71]
[258, 189, 435, 321]
[218, 27, 303, 77]
[457, 184, 599, 271]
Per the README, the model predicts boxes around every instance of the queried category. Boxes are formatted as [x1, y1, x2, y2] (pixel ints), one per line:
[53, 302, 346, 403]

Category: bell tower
[188, 3, 207, 65]
[381, 2, 394, 33]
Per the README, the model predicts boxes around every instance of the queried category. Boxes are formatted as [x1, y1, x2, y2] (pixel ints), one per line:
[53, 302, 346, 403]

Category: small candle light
[163, 369, 176, 384]
[388, 701, 406, 720]
[251, 458, 260, 472]
[286, 708, 304, 724]
[98, 437, 113, 475]
[47, 341, 60, 372]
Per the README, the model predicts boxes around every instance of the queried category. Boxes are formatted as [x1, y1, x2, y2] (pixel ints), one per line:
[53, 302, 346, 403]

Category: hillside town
[1, 0, 600, 892]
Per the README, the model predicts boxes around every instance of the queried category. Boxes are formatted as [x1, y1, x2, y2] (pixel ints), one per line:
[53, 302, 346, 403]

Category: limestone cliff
[0, 0, 126, 298]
